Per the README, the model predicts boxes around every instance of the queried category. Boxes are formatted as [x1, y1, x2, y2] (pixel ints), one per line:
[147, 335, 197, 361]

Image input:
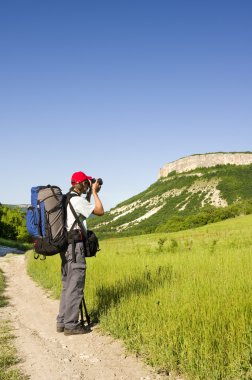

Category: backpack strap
[66, 192, 92, 257]
[66, 193, 90, 262]
[65, 192, 80, 233]
[67, 197, 91, 257]
[65, 192, 80, 263]
[68, 198, 87, 237]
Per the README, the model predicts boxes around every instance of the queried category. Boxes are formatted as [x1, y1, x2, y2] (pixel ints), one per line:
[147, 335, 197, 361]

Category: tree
[0, 206, 29, 241]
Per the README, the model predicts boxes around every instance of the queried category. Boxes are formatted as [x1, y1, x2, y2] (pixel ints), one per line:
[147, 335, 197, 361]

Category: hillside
[3, 204, 29, 213]
[89, 157, 252, 237]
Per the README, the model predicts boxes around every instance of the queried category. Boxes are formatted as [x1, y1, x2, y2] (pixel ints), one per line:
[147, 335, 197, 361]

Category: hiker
[57, 171, 104, 335]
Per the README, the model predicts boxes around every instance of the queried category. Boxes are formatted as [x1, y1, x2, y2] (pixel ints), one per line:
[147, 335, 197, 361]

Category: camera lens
[91, 178, 103, 185]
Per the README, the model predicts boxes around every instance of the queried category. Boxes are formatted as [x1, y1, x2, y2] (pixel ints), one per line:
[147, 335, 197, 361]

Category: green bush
[0, 205, 29, 242]
[156, 200, 252, 233]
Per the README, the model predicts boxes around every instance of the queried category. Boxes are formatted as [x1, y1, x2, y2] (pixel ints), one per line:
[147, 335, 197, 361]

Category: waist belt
[67, 230, 84, 263]
[67, 229, 83, 243]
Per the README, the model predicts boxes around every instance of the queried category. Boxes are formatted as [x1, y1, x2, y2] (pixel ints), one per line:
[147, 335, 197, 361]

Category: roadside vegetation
[0, 205, 29, 242]
[0, 269, 28, 380]
[0, 238, 31, 252]
[26, 214, 252, 380]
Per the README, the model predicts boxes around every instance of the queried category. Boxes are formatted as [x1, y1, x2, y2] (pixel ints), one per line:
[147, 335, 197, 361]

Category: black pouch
[84, 230, 100, 257]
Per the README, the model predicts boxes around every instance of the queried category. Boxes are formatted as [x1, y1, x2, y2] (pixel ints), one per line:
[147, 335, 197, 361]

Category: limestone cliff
[159, 152, 252, 178]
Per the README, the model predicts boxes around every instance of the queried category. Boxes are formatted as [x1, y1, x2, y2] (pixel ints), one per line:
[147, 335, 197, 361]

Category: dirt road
[0, 254, 168, 380]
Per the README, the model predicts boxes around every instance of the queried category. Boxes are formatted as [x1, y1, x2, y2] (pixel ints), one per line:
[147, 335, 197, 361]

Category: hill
[88, 153, 252, 237]
[3, 204, 29, 213]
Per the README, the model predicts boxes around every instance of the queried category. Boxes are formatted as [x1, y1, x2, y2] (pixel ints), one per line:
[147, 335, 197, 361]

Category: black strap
[67, 196, 91, 257]
[65, 192, 81, 263]
[68, 199, 87, 238]
[67, 205, 80, 263]
[66, 192, 79, 228]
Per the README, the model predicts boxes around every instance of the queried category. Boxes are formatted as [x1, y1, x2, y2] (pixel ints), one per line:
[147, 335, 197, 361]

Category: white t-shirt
[67, 193, 95, 232]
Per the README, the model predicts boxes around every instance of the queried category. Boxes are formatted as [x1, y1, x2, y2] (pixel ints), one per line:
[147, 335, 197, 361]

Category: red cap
[71, 171, 92, 185]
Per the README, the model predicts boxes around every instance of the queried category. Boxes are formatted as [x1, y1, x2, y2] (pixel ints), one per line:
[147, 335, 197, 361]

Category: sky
[0, 0, 251, 211]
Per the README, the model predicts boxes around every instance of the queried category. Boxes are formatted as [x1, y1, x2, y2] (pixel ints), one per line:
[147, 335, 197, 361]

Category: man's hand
[92, 180, 101, 194]
[92, 179, 104, 216]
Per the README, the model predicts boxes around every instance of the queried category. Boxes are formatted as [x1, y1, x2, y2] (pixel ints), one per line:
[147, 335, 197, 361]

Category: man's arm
[91, 180, 104, 216]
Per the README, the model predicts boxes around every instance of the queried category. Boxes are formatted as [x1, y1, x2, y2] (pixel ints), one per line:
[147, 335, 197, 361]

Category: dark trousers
[57, 241, 86, 330]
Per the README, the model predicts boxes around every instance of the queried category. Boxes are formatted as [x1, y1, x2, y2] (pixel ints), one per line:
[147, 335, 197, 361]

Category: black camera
[91, 178, 103, 186]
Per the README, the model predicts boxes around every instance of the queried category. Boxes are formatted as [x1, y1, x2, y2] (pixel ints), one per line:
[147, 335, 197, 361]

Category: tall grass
[26, 215, 252, 380]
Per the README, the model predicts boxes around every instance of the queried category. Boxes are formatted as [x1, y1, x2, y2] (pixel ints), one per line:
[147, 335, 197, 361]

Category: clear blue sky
[0, 0, 251, 210]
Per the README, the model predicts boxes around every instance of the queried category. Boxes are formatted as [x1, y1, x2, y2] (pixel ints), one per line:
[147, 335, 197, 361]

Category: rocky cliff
[159, 152, 252, 178]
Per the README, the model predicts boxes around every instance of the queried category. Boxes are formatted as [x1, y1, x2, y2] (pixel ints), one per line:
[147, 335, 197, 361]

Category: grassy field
[26, 215, 252, 380]
[0, 269, 28, 380]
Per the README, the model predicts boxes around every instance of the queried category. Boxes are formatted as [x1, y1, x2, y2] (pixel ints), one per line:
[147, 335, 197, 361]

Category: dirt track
[0, 254, 169, 380]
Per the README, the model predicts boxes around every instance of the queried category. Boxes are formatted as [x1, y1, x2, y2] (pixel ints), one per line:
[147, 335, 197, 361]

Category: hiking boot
[56, 325, 64, 333]
[64, 325, 91, 336]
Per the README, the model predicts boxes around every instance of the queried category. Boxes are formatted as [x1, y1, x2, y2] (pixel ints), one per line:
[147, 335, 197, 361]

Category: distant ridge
[159, 152, 252, 178]
[1, 204, 29, 212]
[88, 151, 252, 237]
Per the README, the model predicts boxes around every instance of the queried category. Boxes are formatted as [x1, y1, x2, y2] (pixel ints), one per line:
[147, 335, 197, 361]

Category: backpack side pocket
[26, 206, 40, 237]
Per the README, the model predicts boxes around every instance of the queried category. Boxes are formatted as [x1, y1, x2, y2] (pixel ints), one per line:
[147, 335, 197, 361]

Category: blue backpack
[26, 185, 100, 259]
[26, 185, 67, 257]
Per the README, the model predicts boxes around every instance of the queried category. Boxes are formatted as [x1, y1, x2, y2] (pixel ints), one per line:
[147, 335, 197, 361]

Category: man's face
[81, 181, 90, 194]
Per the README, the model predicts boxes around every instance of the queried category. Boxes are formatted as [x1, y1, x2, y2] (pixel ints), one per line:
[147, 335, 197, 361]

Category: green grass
[0, 238, 31, 252]
[0, 269, 28, 380]
[26, 215, 252, 380]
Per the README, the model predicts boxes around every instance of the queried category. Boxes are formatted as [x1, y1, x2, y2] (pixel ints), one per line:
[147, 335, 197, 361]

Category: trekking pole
[82, 296, 91, 325]
[79, 300, 84, 326]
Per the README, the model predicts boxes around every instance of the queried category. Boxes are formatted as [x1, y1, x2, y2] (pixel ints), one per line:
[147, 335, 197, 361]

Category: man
[57, 171, 104, 335]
